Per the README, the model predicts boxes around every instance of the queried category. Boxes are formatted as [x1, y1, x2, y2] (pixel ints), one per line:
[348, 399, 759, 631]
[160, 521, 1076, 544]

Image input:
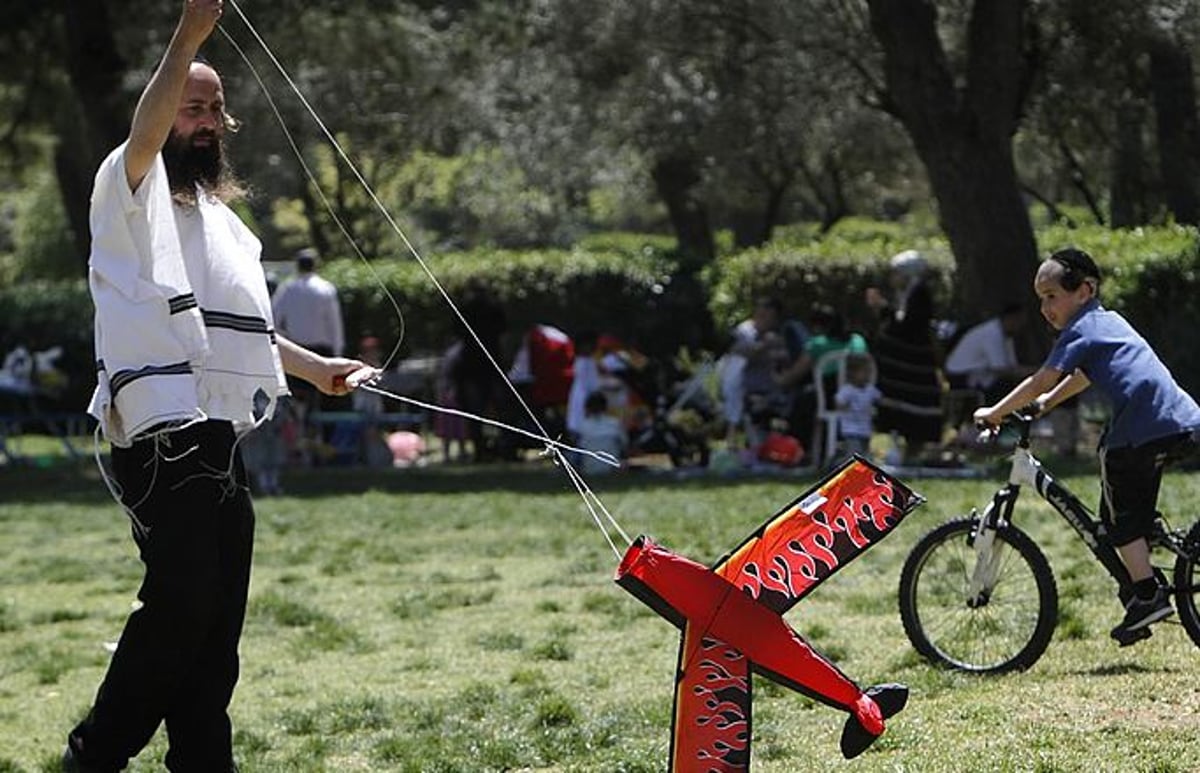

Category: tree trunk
[867, 0, 1040, 326]
[1110, 99, 1151, 227]
[57, 0, 129, 271]
[731, 182, 788, 249]
[922, 140, 1039, 316]
[1148, 33, 1200, 225]
[651, 154, 715, 270]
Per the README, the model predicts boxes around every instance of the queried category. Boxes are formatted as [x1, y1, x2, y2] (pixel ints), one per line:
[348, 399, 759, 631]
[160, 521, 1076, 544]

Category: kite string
[217, 3, 631, 558]
[216, 25, 407, 372]
[360, 383, 621, 472]
[361, 382, 629, 559]
[219, 0, 547, 444]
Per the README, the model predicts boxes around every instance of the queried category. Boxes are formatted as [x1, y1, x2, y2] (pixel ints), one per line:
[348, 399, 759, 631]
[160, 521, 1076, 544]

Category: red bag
[757, 432, 805, 466]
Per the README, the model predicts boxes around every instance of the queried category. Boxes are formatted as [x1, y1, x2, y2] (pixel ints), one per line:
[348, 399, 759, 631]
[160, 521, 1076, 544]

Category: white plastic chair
[810, 350, 878, 467]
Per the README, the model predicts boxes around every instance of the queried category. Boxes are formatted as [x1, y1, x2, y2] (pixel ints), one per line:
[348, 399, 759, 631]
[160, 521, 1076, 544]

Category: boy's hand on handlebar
[1017, 399, 1045, 419]
[973, 405, 1003, 430]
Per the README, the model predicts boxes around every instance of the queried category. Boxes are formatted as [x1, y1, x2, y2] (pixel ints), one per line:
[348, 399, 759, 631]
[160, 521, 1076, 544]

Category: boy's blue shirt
[1044, 298, 1200, 448]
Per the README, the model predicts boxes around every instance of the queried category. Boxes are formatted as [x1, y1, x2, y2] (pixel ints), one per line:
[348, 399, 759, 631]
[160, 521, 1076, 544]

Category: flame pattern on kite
[680, 633, 750, 768]
[719, 468, 905, 614]
[615, 456, 923, 770]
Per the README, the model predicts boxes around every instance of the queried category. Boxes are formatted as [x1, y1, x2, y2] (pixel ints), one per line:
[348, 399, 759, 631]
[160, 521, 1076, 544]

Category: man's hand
[178, 0, 225, 48]
[325, 361, 382, 396]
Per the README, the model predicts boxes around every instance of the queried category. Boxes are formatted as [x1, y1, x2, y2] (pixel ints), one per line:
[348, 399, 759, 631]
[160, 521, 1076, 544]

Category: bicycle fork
[966, 495, 1011, 608]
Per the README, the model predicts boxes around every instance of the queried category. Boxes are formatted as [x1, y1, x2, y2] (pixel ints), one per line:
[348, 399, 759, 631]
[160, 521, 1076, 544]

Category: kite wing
[713, 455, 923, 615]
[670, 624, 751, 772]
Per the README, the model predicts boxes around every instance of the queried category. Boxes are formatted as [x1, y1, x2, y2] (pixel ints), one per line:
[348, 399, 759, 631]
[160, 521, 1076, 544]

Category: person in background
[452, 284, 508, 461]
[350, 336, 384, 417]
[866, 250, 944, 461]
[834, 353, 882, 457]
[575, 390, 627, 474]
[270, 246, 347, 461]
[944, 302, 1031, 404]
[728, 297, 808, 447]
[271, 247, 345, 360]
[67, 2, 374, 770]
[975, 247, 1200, 642]
[776, 304, 869, 445]
[271, 245, 347, 440]
[433, 338, 470, 462]
[566, 330, 601, 439]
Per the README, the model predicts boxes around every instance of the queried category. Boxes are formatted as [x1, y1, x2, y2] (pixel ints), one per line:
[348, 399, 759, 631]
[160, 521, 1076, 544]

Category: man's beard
[162, 130, 244, 206]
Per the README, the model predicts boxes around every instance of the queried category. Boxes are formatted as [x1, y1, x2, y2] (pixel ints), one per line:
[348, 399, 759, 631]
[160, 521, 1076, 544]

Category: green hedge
[320, 241, 707, 361]
[1055, 224, 1200, 396]
[5, 223, 1199, 413]
[706, 224, 956, 335]
[0, 280, 94, 410]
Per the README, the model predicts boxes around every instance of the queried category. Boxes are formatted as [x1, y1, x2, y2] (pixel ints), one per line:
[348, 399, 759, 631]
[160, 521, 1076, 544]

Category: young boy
[834, 353, 881, 457]
[576, 390, 627, 475]
[974, 248, 1200, 642]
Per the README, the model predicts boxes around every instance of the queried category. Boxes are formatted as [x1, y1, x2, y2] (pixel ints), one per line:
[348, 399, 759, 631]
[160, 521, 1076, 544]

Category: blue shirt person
[974, 248, 1200, 643]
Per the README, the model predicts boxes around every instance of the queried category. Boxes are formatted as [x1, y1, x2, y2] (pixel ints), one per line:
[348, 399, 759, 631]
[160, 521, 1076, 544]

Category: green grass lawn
[1, 457, 1198, 772]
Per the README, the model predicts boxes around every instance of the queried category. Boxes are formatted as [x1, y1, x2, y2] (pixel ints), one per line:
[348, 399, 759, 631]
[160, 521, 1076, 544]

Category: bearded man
[64, 2, 375, 770]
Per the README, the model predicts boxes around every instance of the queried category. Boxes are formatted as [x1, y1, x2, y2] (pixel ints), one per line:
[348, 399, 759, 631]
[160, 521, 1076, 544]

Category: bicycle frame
[970, 421, 1133, 598]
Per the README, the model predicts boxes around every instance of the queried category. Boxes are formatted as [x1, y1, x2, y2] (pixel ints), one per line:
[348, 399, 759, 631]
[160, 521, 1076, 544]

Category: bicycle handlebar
[974, 403, 1041, 445]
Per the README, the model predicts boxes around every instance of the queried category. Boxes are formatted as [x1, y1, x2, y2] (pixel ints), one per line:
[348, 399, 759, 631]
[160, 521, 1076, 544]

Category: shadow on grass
[0, 462, 110, 504]
[0, 458, 811, 504]
[1078, 661, 1158, 677]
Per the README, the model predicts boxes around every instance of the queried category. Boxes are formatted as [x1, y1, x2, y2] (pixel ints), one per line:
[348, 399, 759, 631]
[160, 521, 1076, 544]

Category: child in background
[567, 330, 601, 439]
[576, 390, 627, 474]
[434, 339, 470, 462]
[975, 248, 1200, 643]
[834, 353, 881, 457]
[241, 397, 289, 496]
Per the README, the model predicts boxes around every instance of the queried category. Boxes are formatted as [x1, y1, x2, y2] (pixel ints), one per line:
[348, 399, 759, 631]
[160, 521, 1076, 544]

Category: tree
[860, 0, 1041, 320]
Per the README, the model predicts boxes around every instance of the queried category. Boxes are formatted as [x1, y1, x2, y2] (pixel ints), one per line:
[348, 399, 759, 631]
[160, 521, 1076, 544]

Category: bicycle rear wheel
[899, 517, 1058, 673]
[1173, 519, 1200, 649]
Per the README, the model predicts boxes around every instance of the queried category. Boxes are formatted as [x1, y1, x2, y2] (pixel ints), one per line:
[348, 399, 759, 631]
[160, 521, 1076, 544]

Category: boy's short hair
[1048, 248, 1101, 292]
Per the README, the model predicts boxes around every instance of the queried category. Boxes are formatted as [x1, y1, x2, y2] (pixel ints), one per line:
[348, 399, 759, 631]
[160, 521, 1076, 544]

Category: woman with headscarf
[865, 250, 944, 460]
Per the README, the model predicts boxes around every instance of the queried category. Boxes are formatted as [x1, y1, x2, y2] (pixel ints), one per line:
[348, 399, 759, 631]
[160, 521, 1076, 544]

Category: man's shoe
[62, 742, 91, 773]
[62, 735, 110, 773]
[1110, 588, 1174, 639]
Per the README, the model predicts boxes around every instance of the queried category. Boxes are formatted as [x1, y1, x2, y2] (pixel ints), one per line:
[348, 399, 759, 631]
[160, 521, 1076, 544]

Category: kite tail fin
[839, 683, 909, 760]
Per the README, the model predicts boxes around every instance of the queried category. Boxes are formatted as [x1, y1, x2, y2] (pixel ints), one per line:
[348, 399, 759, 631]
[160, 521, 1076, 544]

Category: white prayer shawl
[87, 143, 287, 446]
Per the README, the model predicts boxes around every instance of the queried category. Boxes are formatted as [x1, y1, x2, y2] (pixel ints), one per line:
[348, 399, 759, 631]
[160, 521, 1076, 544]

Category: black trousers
[71, 420, 254, 772]
[1099, 431, 1196, 546]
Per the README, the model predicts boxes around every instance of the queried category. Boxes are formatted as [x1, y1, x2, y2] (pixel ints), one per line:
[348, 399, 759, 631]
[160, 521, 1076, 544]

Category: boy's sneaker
[1110, 588, 1174, 640]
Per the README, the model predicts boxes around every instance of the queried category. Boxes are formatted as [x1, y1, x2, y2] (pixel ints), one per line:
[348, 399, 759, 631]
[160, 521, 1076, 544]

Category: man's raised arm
[124, 0, 224, 191]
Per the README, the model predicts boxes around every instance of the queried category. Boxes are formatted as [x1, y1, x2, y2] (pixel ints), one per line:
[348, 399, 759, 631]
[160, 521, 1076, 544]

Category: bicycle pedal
[1111, 625, 1153, 647]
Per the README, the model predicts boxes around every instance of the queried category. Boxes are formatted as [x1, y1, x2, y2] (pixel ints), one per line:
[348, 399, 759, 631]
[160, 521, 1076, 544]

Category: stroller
[604, 345, 717, 469]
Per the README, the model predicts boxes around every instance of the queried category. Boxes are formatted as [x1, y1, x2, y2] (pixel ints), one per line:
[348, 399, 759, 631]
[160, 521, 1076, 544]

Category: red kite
[615, 456, 923, 768]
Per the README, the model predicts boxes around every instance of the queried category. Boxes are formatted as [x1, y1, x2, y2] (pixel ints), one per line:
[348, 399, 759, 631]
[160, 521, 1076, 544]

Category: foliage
[1050, 222, 1200, 394]
[10, 171, 78, 280]
[706, 220, 956, 334]
[0, 279, 93, 409]
[320, 243, 694, 359]
[7, 220, 1200, 403]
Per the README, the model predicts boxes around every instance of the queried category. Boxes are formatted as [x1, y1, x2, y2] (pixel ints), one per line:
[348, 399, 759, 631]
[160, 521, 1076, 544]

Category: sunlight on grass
[1, 465, 1198, 770]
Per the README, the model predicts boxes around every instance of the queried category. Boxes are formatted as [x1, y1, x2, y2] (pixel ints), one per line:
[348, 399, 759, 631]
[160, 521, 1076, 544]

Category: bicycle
[898, 410, 1200, 673]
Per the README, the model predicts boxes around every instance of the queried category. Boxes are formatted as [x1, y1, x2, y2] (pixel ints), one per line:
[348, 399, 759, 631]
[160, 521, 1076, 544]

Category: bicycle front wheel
[899, 517, 1058, 673]
[1173, 519, 1200, 649]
